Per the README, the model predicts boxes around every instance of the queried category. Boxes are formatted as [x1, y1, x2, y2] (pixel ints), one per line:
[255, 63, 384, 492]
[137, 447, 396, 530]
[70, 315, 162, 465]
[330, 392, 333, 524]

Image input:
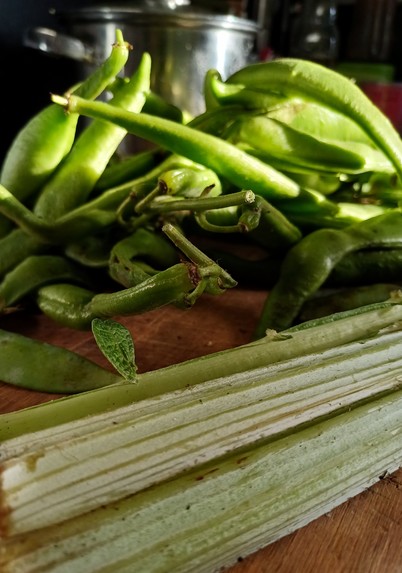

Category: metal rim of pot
[54, 6, 260, 34]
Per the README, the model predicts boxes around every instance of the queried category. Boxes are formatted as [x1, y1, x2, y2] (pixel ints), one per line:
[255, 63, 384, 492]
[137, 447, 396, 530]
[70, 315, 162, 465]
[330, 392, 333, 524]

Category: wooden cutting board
[1, 287, 401, 572]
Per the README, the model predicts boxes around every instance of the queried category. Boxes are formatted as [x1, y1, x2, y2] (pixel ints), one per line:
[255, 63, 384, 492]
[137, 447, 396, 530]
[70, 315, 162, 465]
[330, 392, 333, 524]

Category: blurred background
[1, 0, 402, 160]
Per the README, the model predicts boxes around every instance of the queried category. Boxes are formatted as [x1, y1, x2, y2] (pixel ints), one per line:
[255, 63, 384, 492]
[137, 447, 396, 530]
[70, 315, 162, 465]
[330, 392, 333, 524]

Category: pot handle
[23, 27, 96, 63]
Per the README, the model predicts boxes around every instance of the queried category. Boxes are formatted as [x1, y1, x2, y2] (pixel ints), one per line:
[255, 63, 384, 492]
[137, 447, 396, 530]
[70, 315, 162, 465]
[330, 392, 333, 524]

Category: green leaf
[91, 318, 137, 382]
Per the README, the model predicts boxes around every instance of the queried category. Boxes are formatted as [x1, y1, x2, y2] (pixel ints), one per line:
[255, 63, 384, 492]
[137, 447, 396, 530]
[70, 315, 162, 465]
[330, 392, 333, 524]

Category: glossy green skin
[0, 30, 130, 242]
[36, 263, 196, 330]
[227, 58, 402, 180]
[255, 211, 402, 336]
[0, 30, 130, 203]
[0, 329, 121, 393]
[34, 52, 152, 220]
[0, 255, 91, 310]
[56, 94, 301, 201]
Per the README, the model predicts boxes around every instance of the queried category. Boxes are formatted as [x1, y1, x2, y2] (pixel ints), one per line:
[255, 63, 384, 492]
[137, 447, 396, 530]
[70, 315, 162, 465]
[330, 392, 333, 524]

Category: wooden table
[1, 288, 402, 572]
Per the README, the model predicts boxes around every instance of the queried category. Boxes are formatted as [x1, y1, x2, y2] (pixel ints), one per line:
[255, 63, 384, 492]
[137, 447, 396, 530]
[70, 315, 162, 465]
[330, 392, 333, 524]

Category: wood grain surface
[1, 288, 402, 572]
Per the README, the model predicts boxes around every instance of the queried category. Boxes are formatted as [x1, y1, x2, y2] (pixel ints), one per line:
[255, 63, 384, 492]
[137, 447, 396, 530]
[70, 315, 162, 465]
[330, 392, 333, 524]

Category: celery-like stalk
[1, 387, 402, 573]
[1, 320, 402, 537]
[2, 303, 402, 571]
[2, 300, 402, 441]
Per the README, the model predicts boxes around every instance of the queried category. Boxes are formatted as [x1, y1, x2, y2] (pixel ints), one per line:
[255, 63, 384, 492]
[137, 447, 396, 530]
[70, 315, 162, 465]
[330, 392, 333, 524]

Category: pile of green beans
[1, 33, 402, 350]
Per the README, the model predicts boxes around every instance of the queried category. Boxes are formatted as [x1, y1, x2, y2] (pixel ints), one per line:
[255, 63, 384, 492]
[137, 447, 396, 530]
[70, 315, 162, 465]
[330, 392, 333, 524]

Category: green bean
[225, 114, 391, 175]
[142, 90, 184, 123]
[328, 248, 402, 287]
[130, 163, 222, 218]
[204, 69, 286, 111]
[0, 255, 92, 312]
[34, 51, 151, 220]
[35, 263, 203, 330]
[299, 283, 402, 322]
[156, 165, 222, 199]
[0, 29, 130, 205]
[65, 231, 117, 269]
[109, 254, 155, 288]
[0, 329, 121, 392]
[226, 58, 402, 180]
[274, 188, 389, 230]
[0, 228, 48, 278]
[254, 210, 402, 336]
[51, 93, 301, 200]
[108, 228, 180, 287]
[109, 77, 184, 124]
[276, 188, 339, 216]
[187, 105, 248, 137]
[35, 267, 191, 329]
[35, 224, 236, 329]
[281, 171, 341, 195]
[0, 157, 210, 246]
[94, 148, 166, 192]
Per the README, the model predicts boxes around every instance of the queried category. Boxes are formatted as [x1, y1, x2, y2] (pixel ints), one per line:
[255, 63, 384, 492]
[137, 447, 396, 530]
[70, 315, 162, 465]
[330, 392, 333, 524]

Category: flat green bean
[0, 255, 92, 312]
[0, 329, 121, 392]
[36, 224, 236, 329]
[36, 264, 198, 329]
[225, 115, 392, 175]
[108, 228, 179, 287]
[299, 283, 402, 322]
[51, 93, 301, 200]
[34, 52, 151, 220]
[0, 29, 130, 204]
[227, 58, 402, 181]
[254, 210, 402, 335]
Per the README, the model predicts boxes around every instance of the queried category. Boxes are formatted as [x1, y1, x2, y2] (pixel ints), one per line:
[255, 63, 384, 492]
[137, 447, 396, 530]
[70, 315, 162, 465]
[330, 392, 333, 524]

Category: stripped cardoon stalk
[1, 321, 402, 537]
[2, 300, 402, 441]
[1, 385, 402, 573]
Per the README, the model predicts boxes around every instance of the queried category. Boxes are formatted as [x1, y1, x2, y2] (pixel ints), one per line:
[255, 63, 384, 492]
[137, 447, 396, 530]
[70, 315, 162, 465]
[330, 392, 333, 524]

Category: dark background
[1, 0, 401, 161]
[0, 0, 85, 159]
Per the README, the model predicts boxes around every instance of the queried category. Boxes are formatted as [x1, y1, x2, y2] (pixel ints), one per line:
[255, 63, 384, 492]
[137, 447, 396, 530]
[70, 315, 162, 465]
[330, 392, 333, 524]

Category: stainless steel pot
[24, 3, 260, 117]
